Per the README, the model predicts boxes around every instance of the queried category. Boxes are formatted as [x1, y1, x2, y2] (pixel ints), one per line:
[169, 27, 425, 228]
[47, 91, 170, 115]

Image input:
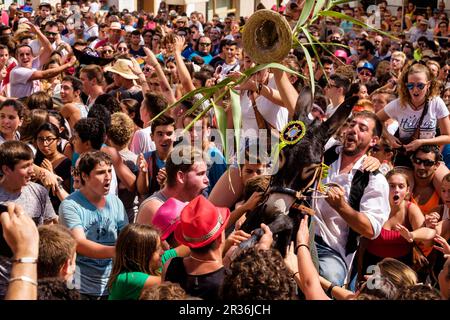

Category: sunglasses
[406, 82, 427, 90]
[46, 32, 58, 37]
[199, 42, 211, 47]
[359, 71, 372, 76]
[411, 157, 436, 167]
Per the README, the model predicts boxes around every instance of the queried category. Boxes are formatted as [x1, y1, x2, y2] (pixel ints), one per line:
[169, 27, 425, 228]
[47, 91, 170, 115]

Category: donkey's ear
[293, 86, 313, 121]
[319, 95, 359, 141]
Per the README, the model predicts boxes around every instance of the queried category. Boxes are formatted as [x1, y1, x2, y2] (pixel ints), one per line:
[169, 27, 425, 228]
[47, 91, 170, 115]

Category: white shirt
[130, 126, 155, 155]
[383, 96, 449, 141]
[313, 147, 390, 266]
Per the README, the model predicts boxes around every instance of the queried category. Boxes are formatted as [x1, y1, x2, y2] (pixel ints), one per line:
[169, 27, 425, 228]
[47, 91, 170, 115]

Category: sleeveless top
[412, 191, 440, 256]
[165, 257, 225, 301]
[138, 190, 168, 213]
[366, 202, 413, 258]
[412, 190, 440, 215]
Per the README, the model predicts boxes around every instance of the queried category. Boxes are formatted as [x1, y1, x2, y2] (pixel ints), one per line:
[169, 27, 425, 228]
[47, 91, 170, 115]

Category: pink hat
[152, 198, 187, 241]
[174, 195, 230, 248]
[334, 49, 348, 59]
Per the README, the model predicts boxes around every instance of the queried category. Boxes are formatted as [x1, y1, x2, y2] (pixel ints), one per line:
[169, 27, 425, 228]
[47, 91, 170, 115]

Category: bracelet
[326, 283, 336, 296]
[11, 257, 38, 264]
[295, 244, 309, 255]
[292, 271, 299, 279]
[9, 276, 38, 286]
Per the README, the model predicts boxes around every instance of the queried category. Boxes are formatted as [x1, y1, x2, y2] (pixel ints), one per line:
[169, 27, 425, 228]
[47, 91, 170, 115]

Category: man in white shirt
[314, 111, 390, 288]
[84, 12, 99, 38]
[9, 22, 76, 99]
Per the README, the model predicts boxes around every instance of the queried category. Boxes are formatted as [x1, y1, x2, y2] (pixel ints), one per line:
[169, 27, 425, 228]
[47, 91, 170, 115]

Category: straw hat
[242, 9, 292, 64]
[104, 59, 139, 80]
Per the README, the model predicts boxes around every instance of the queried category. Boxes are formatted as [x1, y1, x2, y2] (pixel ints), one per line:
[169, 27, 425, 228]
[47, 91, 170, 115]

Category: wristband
[9, 276, 38, 286]
[326, 283, 336, 296]
[12, 257, 38, 264]
[294, 243, 309, 255]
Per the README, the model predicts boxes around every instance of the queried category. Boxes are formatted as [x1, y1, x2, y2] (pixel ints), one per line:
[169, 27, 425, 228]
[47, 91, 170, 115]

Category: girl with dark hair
[34, 122, 71, 210]
[0, 99, 24, 145]
[108, 224, 162, 300]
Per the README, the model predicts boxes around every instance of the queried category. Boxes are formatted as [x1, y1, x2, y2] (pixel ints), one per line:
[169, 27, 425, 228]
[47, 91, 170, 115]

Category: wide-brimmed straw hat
[242, 9, 292, 64]
[174, 195, 230, 249]
[104, 59, 139, 80]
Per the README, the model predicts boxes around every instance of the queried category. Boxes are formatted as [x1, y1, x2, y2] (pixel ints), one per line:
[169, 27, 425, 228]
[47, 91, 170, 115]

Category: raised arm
[1, 203, 39, 300]
[295, 215, 330, 300]
[272, 68, 299, 118]
[143, 47, 176, 105]
[25, 21, 53, 66]
[173, 35, 196, 92]
[30, 56, 76, 81]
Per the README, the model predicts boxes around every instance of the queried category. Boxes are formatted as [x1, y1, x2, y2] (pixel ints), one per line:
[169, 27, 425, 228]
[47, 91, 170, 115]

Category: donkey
[239, 89, 359, 256]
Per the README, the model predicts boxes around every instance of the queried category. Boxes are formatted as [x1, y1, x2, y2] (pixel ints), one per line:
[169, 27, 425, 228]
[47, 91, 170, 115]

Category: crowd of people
[0, 0, 449, 301]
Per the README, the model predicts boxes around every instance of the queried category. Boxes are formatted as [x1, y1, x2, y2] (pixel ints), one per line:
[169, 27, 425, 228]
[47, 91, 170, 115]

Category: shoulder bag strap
[249, 91, 276, 130]
[412, 100, 429, 140]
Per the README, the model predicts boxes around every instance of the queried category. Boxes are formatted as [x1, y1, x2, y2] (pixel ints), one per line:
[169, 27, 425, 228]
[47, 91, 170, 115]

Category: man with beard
[59, 151, 128, 299]
[410, 145, 449, 281]
[314, 111, 390, 289]
[136, 147, 209, 227]
[411, 145, 448, 222]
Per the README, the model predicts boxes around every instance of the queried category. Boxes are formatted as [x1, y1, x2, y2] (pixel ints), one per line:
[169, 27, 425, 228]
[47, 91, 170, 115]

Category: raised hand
[425, 212, 440, 229]
[296, 215, 310, 248]
[137, 153, 148, 173]
[255, 223, 273, 251]
[434, 234, 450, 255]
[394, 223, 414, 242]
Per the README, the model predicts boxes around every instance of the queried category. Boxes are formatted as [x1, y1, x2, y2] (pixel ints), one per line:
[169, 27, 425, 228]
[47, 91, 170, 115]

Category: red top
[366, 228, 412, 258]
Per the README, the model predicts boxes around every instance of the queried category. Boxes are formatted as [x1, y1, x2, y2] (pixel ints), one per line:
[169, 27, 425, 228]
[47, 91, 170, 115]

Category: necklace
[189, 255, 218, 263]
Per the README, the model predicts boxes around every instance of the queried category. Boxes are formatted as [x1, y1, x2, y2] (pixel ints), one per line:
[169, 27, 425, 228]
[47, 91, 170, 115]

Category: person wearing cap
[94, 21, 123, 49]
[9, 22, 76, 99]
[20, 5, 33, 20]
[409, 18, 433, 44]
[105, 58, 143, 104]
[137, 147, 209, 227]
[34, 2, 52, 27]
[356, 61, 375, 86]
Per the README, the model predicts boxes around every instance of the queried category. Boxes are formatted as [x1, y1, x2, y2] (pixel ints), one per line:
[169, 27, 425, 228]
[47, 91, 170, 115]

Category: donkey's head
[263, 89, 359, 217]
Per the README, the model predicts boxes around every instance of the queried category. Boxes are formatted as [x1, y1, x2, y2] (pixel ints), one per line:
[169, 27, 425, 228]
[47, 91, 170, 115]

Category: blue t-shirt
[188, 52, 213, 65]
[59, 191, 128, 296]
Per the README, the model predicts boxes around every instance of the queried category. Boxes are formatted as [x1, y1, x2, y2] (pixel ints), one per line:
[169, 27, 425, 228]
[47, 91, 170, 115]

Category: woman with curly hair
[376, 62, 450, 179]
[221, 247, 297, 300]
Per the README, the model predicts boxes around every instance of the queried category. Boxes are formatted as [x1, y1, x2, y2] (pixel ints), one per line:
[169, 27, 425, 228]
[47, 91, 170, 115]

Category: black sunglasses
[411, 157, 436, 167]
